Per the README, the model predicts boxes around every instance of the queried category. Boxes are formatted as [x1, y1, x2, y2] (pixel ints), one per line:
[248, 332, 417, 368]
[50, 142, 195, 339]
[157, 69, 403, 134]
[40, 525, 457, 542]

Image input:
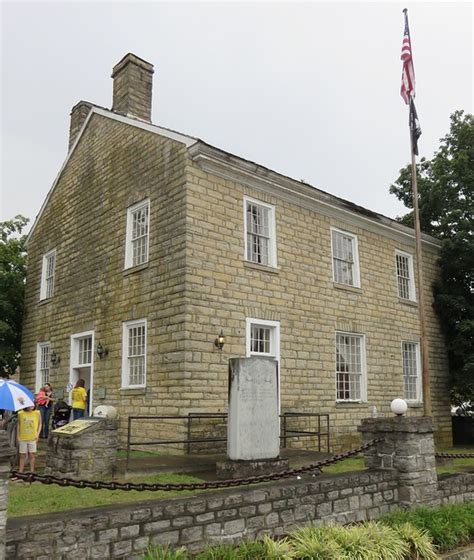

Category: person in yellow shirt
[71, 378, 88, 420]
[16, 406, 42, 475]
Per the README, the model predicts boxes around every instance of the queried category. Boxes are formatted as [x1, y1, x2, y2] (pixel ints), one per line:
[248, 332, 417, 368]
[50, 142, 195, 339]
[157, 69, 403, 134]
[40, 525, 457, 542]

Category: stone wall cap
[111, 53, 154, 78]
[358, 416, 434, 433]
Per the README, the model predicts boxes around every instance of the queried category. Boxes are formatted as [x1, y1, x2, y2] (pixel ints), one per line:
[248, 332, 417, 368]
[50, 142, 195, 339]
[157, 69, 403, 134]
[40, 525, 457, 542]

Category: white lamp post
[391, 398, 408, 416]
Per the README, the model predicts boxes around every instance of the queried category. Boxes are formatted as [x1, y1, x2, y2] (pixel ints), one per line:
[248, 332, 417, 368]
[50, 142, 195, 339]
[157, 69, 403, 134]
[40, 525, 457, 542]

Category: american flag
[400, 10, 415, 105]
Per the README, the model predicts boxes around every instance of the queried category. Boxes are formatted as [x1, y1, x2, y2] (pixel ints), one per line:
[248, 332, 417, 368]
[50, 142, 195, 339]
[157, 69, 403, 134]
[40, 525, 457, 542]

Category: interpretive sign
[52, 418, 100, 436]
[227, 357, 279, 461]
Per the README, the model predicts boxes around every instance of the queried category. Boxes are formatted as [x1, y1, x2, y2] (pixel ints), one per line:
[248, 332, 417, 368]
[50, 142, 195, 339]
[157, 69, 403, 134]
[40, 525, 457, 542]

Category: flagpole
[408, 96, 432, 417]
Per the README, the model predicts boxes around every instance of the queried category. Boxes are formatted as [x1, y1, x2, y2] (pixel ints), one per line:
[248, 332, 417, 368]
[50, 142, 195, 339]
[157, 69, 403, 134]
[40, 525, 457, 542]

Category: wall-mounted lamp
[50, 351, 60, 366]
[214, 330, 225, 351]
[96, 342, 108, 359]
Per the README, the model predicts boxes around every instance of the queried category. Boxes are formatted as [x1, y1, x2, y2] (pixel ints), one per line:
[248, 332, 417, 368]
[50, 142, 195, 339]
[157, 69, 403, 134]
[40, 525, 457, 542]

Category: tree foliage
[0, 215, 29, 377]
[390, 111, 473, 406]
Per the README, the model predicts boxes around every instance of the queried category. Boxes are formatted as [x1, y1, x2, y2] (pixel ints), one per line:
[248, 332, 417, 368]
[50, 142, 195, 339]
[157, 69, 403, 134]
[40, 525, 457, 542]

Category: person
[16, 406, 42, 476]
[71, 379, 87, 420]
[36, 383, 54, 438]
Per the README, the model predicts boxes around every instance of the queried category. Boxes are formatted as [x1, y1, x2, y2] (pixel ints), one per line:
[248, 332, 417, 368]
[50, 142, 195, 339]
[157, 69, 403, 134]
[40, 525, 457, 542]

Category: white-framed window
[244, 197, 277, 267]
[245, 318, 280, 361]
[36, 342, 51, 391]
[335, 332, 367, 402]
[122, 319, 147, 388]
[331, 228, 360, 287]
[125, 199, 150, 269]
[77, 336, 93, 366]
[40, 249, 56, 300]
[402, 341, 422, 402]
[396, 251, 416, 301]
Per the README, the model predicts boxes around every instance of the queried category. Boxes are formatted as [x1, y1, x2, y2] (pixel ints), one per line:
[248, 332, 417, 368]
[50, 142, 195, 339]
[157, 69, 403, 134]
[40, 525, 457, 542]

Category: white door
[69, 331, 94, 414]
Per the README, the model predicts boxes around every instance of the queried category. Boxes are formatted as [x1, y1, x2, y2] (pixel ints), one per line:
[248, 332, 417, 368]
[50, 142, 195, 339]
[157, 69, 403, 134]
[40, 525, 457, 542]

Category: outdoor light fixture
[391, 398, 408, 416]
[50, 351, 60, 366]
[96, 342, 108, 359]
[214, 330, 225, 351]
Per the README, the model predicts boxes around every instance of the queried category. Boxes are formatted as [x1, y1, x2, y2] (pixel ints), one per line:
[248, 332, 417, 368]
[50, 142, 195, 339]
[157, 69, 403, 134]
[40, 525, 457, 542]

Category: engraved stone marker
[227, 357, 279, 461]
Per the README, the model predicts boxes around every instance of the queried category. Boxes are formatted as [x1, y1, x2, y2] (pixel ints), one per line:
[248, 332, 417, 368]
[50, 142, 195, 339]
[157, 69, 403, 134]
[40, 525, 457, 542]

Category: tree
[390, 111, 473, 407]
[0, 215, 29, 377]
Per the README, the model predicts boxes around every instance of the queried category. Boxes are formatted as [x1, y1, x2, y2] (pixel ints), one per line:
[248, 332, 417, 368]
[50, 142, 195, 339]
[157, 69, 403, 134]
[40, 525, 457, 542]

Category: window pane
[127, 324, 146, 386]
[129, 203, 149, 267]
[336, 334, 362, 400]
[78, 337, 92, 366]
[397, 254, 411, 299]
[403, 342, 418, 400]
[246, 202, 272, 265]
[332, 231, 355, 285]
[40, 344, 50, 386]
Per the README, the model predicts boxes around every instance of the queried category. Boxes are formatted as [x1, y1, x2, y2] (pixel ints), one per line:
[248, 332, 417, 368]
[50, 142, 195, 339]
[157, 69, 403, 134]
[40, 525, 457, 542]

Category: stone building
[21, 53, 452, 451]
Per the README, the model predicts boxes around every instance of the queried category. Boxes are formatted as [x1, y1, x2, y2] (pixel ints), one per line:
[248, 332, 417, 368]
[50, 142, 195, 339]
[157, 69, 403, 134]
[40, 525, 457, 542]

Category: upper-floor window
[402, 341, 421, 402]
[122, 319, 147, 388]
[125, 199, 150, 269]
[331, 228, 360, 287]
[396, 251, 416, 301]
[335, 332, 366, 402]
[40, 249, 56, 300]
[244, 197, 277, 267]
[36, 342, 50, 391]
[246, 318, 280, 361]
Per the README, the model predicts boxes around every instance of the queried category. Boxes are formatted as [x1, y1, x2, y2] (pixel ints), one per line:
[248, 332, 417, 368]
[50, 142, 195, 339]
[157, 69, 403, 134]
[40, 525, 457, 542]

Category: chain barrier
[9, 439, 380, 492]
[435, 452, 474, 459]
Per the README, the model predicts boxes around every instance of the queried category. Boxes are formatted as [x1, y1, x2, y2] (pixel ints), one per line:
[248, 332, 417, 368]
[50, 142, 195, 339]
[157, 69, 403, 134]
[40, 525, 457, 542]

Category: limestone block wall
[21, 113, 190, 446]
[181, 161, 452, 450]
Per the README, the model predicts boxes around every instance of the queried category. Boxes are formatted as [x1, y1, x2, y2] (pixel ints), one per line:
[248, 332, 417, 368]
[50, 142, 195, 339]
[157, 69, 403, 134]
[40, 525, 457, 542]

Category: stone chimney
[111, 53, 154, 122]
[68, 101, 93, 151]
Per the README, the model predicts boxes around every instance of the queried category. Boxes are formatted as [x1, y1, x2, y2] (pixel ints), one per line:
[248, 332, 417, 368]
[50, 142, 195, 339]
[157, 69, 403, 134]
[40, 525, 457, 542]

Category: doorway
[69, 331, 94, 415]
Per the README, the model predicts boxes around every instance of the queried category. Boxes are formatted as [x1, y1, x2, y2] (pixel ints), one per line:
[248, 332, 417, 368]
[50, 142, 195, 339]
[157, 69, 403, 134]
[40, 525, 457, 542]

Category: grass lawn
[8, 473, 204, 518]
[435, 447, 474, 475]
[9, 446, 472, 518]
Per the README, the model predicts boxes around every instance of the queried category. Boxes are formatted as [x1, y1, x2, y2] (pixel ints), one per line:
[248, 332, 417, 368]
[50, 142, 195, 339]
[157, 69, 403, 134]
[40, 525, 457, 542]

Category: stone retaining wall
[6, 469, 474, 559]
[6, 470, 399, 559]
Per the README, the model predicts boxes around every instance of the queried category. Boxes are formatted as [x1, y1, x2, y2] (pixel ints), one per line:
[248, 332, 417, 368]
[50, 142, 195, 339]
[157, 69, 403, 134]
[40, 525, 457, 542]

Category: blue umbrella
[0, 379, 35, 411]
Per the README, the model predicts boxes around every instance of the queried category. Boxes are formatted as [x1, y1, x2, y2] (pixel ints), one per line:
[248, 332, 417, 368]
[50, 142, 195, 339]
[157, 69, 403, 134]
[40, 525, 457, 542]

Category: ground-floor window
[245, 318, 280, 361]
[402, 341, 421, 402]
[335, 332, 366, 402]
[36, 342, 51, 390]
[122, 319, 147, 388]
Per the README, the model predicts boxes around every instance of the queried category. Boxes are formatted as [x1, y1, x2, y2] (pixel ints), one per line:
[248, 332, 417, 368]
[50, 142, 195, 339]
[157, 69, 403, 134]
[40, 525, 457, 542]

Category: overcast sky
[1, 1, 472, 230]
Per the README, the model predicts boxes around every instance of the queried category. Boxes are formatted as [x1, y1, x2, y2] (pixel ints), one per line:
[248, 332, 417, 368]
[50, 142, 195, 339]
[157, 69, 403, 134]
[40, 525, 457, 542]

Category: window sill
[123, 263, 149, 276]
[38, 298, 53, 306]
[120, 387, 146, 395]
[398, 298, 418, 307]
[243, 261, 280, 275]
[407, 401, 423, 408]
[333, 282, 362, 294]
[335, 401, 367, 407]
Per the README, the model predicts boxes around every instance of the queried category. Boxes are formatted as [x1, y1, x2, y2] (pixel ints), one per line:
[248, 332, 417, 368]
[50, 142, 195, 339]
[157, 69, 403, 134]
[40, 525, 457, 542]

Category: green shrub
[324, 523, 380, 559]
[382, 502, 474, 552]
[195, 543, 240, 560]
[395, 523, 438, 560]
[143, 544, 189, 560]
[261, 535, 293, 559]
[290, 526, 343, 559]
[235, 539, 267, 559]
[356, 521, 409, 560]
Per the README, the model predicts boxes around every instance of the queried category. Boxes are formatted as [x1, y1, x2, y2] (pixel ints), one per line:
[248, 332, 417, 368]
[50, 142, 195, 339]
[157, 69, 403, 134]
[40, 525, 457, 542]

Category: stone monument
[216, 357, 289, 478]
